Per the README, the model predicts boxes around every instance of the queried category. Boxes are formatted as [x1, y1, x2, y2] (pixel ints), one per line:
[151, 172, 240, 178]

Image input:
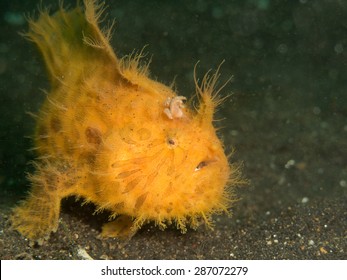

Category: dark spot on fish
[167, 138, 175, 146]
[123, 176, 142, 193]
[85, 127, 102, 145]
[50, 117, 62, 132]
[116, 169, 140, 179]
[135, 192, 148, 210]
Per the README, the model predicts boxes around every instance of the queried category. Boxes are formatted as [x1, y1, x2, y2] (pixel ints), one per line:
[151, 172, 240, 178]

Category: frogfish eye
[195, 161, 208, 171]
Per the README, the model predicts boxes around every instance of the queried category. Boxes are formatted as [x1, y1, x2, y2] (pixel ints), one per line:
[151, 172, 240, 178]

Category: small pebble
[77, 246, 93, 260]
[319, 247, 328, 254]
[285, 159, 295, 169]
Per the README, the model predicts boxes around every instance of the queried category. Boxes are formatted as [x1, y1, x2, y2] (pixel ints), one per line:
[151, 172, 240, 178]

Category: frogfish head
[153, 69, 233, 230]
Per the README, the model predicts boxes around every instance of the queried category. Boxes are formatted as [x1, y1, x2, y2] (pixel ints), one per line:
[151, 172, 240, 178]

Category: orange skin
[10, 0, 240, 243]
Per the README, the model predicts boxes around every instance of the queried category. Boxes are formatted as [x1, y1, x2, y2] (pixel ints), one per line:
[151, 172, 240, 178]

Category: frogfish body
[11, 0, 240, 243]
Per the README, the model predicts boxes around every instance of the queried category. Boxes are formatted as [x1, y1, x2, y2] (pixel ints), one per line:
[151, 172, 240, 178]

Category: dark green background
[0, 0, 346, 259]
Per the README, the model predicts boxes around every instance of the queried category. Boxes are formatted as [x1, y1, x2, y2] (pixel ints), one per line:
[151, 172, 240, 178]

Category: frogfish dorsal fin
[27, 0, 121, 87]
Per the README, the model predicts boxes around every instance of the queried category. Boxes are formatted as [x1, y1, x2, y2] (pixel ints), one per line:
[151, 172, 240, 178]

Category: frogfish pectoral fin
[99, 215, 138, 240]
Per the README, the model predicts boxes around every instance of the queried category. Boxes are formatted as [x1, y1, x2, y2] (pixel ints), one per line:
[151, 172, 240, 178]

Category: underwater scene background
[0, 0, 346, 259]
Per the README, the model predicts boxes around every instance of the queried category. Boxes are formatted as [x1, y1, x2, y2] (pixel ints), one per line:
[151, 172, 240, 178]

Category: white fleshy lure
[163, 96, 187, 120]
